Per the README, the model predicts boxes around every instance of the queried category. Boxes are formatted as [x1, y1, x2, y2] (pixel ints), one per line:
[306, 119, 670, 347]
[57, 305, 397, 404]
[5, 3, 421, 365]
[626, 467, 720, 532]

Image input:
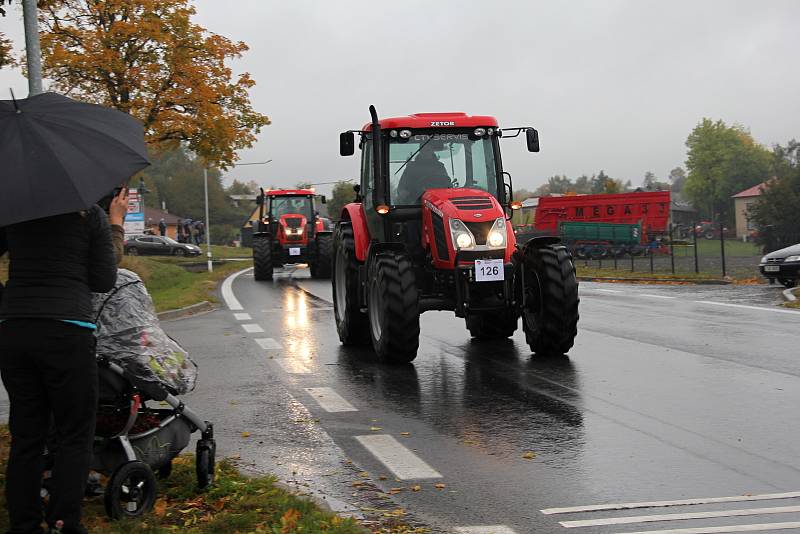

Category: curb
[783, 288, 798, 303]
[157, 300, 217, 321]
[577, 276, 731, 285]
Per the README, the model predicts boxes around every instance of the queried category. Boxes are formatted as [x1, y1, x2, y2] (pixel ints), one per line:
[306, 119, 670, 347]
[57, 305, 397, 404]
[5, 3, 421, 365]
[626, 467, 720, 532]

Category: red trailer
[533, 191, 671, 239]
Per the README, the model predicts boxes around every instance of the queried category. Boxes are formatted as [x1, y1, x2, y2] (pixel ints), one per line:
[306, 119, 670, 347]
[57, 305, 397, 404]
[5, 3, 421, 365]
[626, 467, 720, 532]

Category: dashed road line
[540, 491, 800, 514]
[221, 267, 252, 311]
[355, 434, 442, 480]
[454, 527, 518, 534]
[640, 294, 677, 299]
[560, 505, 800, 528]
[304, 387, 358, 412]
[255, 338, 282, 350]
[694, 300, 800, 315]
[275, 358, 311, 374]
[623, 521, 800, 534]
[233, 312, 251, 321]
[241, 323, 264, 333]
[592, 288, 623, 293]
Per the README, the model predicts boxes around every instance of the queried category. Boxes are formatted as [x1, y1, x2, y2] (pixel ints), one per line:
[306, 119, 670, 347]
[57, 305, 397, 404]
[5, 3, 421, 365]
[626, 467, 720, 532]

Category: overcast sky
[2, 0, 799, 195]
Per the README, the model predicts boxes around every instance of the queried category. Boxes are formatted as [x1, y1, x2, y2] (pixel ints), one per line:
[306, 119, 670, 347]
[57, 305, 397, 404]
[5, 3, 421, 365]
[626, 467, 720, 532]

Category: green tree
[749, 141, 800, 250]
[326, 181, 357, 221]
[684, 118, 772, 224]
[226, 179, 255, 196]
[643, 171, 670, 191]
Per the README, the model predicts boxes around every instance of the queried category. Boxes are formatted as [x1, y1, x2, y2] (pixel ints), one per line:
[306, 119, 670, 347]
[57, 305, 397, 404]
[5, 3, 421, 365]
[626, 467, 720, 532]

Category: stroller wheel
[104, 461, 157, 519]
[196, 439, 216, 489]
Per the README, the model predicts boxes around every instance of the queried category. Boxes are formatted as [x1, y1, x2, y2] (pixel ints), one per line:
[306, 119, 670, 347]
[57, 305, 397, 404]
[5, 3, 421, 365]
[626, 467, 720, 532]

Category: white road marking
[355, 434, 442, 480]
[592, 288, 623, 293]
[640, 294, 677, 299]
[221, 267, 253, 311]
[241, 323, 264, 333]
[255, 338, 282, 350]
[561, 505, 800, 528]
[694, 300, 800, 315]
[540, 491, 800, 515]
[455, 527, 518, 534]
[233, 313, 251, 321]
[622, 521, 800, 534]
[304, 387, 357, 412]
[275, 358, 311, 374]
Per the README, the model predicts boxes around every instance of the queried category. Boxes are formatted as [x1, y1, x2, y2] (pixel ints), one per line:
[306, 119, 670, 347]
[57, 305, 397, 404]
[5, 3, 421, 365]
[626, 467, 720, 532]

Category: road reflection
[282, 289, 314, 368]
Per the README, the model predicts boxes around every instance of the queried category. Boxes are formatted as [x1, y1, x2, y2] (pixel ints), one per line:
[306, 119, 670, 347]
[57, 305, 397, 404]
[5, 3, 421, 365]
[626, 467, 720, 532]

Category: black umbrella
[0, 92, 150, 227]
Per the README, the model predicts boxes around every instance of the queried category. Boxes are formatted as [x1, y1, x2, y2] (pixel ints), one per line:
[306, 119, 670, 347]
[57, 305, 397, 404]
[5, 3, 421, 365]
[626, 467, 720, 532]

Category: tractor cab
[334, 106, 577, 364]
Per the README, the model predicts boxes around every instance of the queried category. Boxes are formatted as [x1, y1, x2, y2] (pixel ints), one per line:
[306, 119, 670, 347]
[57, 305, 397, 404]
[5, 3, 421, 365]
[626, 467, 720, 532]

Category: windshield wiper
[394, 135, 435, 176]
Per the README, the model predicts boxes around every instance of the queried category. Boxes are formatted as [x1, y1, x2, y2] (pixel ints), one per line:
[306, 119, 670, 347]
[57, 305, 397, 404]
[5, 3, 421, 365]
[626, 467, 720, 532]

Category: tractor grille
[284, 217, 303, 229]
[464, 221, 494, 245]
[286, 235, 303, 242]
[450, 196, 494, 211]
[431, 212, 450, 261]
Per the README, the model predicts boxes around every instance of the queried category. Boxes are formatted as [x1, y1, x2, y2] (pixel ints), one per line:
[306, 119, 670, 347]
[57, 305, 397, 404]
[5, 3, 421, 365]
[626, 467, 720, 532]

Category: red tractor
[333, 107, 579, 363]
[252, 189, 333, 280]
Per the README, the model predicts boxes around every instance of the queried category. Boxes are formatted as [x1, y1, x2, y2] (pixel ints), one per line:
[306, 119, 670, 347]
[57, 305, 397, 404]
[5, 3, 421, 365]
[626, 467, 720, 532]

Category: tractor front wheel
[368, 253, 420, 363]
[332, 223, 369, 345]
[253, 235, 273, 281]
[466, 311, 518, 340]
[310, 233, 333, 279]
[520, 244, 579, 356]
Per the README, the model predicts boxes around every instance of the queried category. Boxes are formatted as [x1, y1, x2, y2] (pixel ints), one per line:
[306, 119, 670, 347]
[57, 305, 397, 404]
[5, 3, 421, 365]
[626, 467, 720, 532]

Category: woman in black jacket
[0, 205, 117, 534]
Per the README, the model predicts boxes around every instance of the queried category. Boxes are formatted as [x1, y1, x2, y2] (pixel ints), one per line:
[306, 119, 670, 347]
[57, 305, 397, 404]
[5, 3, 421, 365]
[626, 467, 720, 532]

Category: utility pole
[204, 166, 213, 272]
[22, 0, 43, 95]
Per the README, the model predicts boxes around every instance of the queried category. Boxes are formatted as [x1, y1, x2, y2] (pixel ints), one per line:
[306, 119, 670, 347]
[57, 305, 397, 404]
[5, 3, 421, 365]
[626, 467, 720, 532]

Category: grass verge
[0, 426, 362, 533]
[119, 256, 251, 313]
[785, 288, 800, 308]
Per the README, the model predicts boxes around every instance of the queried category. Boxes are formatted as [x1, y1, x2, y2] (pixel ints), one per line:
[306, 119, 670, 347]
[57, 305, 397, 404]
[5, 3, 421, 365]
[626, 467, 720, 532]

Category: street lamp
[203, 159, 272, 272]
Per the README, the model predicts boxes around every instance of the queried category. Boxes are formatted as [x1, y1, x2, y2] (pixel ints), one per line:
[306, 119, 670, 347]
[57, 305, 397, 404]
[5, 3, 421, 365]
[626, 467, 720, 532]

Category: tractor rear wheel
[368, 253, 419, 363]
[310, 234, 333, 279]
[520, 244, 579, 356]
[466, 311, 518, 340]
[253, 235, 273, 281]
[332, 223, 369, 345]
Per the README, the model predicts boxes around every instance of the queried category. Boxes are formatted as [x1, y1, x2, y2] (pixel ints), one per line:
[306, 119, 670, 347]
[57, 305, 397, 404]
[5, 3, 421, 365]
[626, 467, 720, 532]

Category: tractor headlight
[449, 218, 475, 250]
[486, 218, 507, 248]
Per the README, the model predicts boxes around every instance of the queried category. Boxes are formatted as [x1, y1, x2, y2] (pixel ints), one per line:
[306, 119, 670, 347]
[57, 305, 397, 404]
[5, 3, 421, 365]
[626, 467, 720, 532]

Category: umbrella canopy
[0, 92, 150, 227]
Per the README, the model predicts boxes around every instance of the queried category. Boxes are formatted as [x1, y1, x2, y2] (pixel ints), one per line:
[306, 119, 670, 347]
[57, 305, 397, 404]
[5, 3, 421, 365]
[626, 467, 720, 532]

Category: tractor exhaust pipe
[369, 105, 385, 207]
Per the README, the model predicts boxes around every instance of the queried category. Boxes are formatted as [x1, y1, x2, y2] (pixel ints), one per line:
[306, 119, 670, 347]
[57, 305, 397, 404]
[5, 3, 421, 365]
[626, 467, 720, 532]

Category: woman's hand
[109, 187, 128, 227]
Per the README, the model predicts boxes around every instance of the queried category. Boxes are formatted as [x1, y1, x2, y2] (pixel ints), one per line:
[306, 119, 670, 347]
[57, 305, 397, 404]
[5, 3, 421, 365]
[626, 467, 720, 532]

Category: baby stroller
[89, 269, 216, 519]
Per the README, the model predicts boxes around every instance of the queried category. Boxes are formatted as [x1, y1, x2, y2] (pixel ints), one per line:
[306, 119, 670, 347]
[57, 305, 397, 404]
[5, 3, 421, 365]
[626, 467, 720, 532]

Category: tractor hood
[422, 188, 506, 221]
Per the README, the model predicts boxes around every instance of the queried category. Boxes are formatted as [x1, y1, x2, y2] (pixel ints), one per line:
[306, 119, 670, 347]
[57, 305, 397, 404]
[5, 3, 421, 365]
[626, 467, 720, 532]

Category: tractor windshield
[270, 196, 314, 219]
[389, 133, 497, 205]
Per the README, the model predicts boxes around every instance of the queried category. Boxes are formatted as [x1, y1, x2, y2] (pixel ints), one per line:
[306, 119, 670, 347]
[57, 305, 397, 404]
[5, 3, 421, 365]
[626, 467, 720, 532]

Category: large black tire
[520, 244, 579, 356]
[332, 223, 369, 345]
[310, 233, 333, 279]
[779, 278, 797, 288]
[252, 235, 273, 281]
[103, 461, 157, 519]
[466, 310, 518, 340]
[368, 253, 420, 363]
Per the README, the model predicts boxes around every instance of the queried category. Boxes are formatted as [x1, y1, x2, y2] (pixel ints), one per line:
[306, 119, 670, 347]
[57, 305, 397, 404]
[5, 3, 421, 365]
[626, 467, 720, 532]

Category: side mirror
[526, 128, 540, 152]
[340, 132, 355, 156]
[320, 195, 327, 204]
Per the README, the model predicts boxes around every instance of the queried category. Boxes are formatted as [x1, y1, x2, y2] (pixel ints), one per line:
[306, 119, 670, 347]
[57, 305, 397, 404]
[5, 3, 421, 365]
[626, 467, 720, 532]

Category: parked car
[759, 243, 800, 288]
[124, 235, 202, 257]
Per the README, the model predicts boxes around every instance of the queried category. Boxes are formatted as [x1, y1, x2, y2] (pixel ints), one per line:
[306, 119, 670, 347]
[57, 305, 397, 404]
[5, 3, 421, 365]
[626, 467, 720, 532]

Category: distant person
[195, 220, 205, 245]
[158, 218, 167, 237]
[0, 198, 118, 534]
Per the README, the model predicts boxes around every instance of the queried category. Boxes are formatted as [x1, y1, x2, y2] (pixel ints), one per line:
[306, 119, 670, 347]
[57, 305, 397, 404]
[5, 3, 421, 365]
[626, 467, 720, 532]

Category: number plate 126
[475, 259, 504, 282]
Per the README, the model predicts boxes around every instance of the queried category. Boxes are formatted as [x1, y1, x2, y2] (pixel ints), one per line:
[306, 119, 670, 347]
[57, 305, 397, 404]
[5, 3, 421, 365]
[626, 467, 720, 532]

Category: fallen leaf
[522, 451, 536, 460]
[379, 475, 387, 480]
[411, 485, 421, 492]
[153, 498, 168, 517]
[370, 426, 382, 431]
[241, 431, 251, 438]
[358, 471, 370, 478]
[400, 432, 410, 436]
[434, 483, 446, 489]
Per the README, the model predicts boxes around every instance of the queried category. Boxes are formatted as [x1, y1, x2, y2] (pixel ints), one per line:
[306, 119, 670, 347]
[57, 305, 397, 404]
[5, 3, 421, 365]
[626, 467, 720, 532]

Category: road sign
[125, 188, 145, 235]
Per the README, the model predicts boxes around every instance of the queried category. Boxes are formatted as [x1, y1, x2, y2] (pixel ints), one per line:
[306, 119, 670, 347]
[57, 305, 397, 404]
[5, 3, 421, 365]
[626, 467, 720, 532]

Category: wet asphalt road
[0, 271, 797, 533]
[162, 267, 800, 533]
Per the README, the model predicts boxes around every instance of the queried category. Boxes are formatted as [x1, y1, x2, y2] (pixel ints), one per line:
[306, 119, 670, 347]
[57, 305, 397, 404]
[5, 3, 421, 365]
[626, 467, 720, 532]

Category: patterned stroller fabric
[92, 269, 197, 395]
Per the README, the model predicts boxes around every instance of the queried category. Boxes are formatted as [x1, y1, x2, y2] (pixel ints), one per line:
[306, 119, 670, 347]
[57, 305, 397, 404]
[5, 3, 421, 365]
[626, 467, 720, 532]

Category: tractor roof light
[399, 129, 412, 139]
[487, 128, 495, 136]
[376, 204, 391, 215]
[474, 128, 486, 137]
[390, 130, 398, 138]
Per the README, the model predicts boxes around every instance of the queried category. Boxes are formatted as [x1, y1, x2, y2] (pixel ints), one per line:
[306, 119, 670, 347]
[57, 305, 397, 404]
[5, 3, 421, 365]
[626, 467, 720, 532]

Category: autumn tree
[0, 2, 15, 69]
[326, 180, 357, 222]
[749, 141, 800, 250]
[684, 119, 771, 224]
[37, 0, 270, 167]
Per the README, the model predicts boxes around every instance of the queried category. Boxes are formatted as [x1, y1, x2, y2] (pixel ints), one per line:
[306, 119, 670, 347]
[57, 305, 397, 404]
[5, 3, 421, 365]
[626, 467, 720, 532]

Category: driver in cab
[396, 143, 452, 205]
